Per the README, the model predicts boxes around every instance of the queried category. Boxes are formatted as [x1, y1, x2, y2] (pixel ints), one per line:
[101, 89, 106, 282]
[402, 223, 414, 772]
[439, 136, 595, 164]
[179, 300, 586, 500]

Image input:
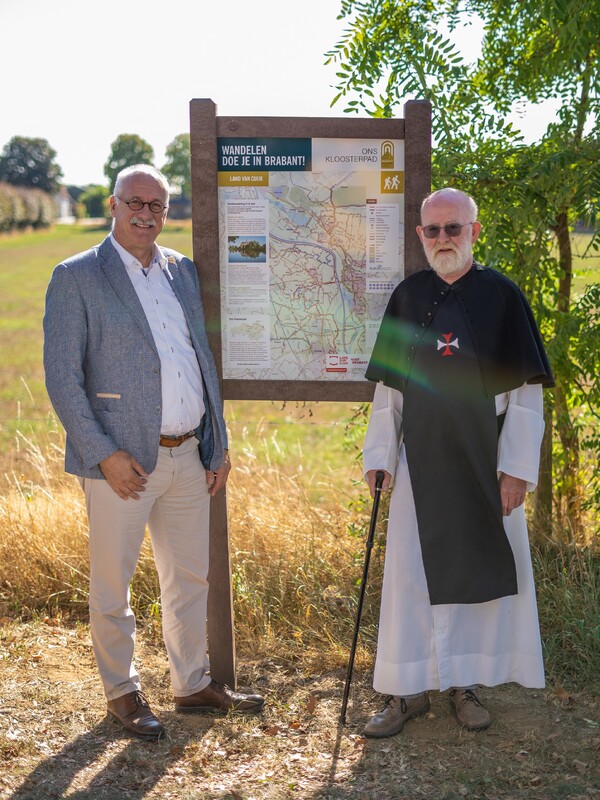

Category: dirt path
[1, 620, 598, 799]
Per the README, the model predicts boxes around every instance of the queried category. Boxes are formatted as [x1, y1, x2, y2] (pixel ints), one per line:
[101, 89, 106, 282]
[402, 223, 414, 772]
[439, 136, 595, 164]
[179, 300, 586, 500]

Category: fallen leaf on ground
[263, 726, 280, 736]
[547, 686, 576, 705]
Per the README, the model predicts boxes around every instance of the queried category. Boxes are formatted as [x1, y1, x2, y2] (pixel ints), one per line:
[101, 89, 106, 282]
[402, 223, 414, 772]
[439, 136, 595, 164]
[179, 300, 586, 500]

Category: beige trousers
[80, 437, 212, 701]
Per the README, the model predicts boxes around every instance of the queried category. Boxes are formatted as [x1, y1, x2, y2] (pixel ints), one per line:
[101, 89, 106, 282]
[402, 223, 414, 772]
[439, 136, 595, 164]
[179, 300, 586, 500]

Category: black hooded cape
[366, 264, 554, 605]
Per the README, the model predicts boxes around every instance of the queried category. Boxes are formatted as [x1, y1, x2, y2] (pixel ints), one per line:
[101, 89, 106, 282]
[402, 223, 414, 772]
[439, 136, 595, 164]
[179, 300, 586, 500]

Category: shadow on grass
[9, 714, 214, 800]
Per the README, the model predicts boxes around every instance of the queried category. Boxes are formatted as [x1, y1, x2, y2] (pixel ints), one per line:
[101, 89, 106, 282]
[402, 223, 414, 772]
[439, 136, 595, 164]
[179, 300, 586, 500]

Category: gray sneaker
[449, 688, 491, 731]
[363, 693, 430, 739]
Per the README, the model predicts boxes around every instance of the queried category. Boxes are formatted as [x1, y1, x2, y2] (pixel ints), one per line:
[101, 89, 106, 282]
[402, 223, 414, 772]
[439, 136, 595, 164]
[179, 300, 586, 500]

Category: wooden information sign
[189, 99, 432, 686]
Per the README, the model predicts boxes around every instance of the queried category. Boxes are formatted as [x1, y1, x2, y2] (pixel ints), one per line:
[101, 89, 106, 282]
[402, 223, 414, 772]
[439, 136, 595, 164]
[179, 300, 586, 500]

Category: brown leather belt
[159, 430, 196, 448]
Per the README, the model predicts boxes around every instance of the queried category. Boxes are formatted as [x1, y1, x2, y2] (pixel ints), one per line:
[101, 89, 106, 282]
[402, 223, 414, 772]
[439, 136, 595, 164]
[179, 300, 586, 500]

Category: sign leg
[207, 487, 236, 688]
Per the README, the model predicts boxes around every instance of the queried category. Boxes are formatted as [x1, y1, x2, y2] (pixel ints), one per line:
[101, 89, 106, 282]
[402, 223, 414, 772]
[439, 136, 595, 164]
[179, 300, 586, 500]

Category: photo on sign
[228, 235, 267, 263]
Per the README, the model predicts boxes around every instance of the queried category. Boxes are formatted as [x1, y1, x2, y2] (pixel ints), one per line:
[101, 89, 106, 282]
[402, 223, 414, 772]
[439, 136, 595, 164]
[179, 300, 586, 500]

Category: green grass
[569, 232, 600, 295]
[1, 224, 597, 465]
[0, 223, 194, 448]
[0, 223, 362, 480]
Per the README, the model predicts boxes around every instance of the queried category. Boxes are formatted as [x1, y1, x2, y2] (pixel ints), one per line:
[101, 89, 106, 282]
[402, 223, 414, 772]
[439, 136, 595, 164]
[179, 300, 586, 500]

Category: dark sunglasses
[422, 222, 474, 239]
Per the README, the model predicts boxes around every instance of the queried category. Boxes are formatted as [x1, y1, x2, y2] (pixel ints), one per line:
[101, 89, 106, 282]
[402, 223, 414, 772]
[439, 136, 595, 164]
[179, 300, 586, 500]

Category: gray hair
[113, 164, 170, 196]
[421, 188, 478, 221]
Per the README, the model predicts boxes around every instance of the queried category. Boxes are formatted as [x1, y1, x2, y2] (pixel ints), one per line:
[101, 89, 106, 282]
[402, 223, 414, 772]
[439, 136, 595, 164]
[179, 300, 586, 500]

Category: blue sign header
[218, 138, 312, 172]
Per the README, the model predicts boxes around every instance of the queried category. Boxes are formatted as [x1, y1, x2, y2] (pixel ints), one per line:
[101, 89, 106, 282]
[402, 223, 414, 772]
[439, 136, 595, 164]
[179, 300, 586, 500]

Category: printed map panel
[218, 139, 404, 381]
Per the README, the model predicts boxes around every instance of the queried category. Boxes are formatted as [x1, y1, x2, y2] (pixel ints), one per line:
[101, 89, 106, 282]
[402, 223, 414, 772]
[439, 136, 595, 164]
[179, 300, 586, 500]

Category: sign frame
[189, 99, 432, 687]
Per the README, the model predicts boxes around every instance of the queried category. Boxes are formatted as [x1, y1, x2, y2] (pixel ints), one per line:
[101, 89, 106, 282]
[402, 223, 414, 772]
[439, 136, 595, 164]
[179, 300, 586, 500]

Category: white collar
[110, 233, 168, 272]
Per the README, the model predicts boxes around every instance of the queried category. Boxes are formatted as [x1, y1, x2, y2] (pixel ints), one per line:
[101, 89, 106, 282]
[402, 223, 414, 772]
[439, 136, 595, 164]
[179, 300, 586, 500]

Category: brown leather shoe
[364, 693, 430, 738]
[174, 679, 264, 714]
[449, 688, 492, 731]
[107, 690, 165, 739]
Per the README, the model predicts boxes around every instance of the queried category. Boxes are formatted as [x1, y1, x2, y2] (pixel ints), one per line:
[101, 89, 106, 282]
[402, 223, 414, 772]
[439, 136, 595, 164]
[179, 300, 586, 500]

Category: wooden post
[190, 99, 236, 688]
[404, 100, 432, 275]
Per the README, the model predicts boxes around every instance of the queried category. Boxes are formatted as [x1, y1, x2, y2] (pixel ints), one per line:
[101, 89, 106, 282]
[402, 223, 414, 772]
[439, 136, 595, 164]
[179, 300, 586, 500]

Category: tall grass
[1, 417, 598, 690]
[533, 541, 600, 693]
[0, 411, 383, 670]
[223, 426, 385, 670]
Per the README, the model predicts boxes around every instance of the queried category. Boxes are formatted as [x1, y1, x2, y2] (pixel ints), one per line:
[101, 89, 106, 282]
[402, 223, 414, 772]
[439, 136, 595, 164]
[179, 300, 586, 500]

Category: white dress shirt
[110, 234, 205, 436]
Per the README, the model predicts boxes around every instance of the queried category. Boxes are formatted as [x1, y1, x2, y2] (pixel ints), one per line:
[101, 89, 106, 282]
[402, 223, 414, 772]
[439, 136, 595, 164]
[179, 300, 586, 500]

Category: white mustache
[434, 242, 457, 254]
[130, 217, 156, 227]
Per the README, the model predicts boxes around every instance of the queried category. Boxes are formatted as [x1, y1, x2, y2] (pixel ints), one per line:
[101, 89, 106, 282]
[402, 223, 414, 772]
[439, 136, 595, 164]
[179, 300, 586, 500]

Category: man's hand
[499, 472, 527, 516]
[206, 451, 231, 497]
[99, 450, 148, 500]
[366, 469, 393, 499]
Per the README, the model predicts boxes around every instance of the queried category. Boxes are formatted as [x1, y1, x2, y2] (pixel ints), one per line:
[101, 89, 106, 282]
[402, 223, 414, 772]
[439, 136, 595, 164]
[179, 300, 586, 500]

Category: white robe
[363, 381, 546, 695]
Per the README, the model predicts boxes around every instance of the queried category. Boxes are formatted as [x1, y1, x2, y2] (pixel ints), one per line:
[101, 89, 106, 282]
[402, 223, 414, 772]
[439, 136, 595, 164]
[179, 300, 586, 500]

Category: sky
[1, 0, 558, 187]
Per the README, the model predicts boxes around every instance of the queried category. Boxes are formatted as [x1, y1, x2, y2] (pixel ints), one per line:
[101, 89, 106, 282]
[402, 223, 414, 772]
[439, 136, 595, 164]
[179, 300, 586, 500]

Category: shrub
[0, 183, 14, 232]
[78, 184, 109, 218]
[34, 188, 56, 227]
[10, 186, 27, 228]
[0, 182, 56, 232]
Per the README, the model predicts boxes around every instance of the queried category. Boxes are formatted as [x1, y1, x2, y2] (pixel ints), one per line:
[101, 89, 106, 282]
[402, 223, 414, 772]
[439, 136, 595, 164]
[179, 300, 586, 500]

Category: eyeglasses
[422, 222, 474, 239]
[116, 196, 168, 214]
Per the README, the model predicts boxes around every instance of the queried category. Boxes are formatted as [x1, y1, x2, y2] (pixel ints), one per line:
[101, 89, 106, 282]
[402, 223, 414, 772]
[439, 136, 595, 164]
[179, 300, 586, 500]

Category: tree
[162, 133, 191, 198]
[104, 134, 154, 190]
[0, 136, 63, 193]
[327, 0, 600, 535]
[78, 184, 110, 218]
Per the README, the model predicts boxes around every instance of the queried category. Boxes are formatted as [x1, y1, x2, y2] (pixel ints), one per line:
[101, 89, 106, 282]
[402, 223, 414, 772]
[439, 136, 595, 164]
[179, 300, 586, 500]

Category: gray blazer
[43, 236, 227, 478]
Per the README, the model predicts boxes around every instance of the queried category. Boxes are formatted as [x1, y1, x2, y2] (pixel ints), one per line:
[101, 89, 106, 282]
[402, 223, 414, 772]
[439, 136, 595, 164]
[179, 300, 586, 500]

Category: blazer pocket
[96, 392, 121, 399]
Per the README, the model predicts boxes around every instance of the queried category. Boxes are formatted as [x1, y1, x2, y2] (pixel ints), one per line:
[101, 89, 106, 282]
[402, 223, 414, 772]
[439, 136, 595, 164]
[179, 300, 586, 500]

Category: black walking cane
[340, 469, 385, 725]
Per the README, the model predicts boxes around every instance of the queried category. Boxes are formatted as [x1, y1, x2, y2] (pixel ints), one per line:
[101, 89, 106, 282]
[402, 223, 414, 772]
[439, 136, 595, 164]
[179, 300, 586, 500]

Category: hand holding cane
[340, 469, 385, 725]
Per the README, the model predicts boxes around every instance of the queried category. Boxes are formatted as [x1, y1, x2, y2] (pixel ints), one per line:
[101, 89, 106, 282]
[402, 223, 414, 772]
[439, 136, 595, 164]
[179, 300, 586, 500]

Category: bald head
[421, 189, 478, 223]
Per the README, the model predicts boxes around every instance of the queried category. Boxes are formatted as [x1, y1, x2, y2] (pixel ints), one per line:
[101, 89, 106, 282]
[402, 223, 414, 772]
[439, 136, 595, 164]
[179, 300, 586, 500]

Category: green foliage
[328, 0, 600, 530]
[77, 184, 110, 218]
[0, 183, 56, 232]
[0, 183, 19, 232]
[328, 0, 599, 138]
[560, 284, 600, 510]
[162, 133, 191, 198]
[103, 133, 154, 190]
[0, 136, 63, 193]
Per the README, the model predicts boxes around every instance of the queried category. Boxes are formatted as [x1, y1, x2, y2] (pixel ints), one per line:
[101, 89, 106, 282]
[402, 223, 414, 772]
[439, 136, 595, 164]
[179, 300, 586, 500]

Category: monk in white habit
[362, 188, 554, 737]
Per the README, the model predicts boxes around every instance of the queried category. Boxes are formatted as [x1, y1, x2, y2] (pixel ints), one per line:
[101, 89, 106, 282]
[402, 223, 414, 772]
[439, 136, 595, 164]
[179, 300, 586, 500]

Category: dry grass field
[1, 437, 598, 800]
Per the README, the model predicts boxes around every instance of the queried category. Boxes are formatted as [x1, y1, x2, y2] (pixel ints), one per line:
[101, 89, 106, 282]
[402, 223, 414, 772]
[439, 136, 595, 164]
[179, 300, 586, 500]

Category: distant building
[168, 192, 192, 220]
[54, 185, 76, 223]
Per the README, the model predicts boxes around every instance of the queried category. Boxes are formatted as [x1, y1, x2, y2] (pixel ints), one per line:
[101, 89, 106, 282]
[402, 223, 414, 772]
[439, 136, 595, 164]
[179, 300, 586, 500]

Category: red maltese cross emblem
[437, 332, 459, 356]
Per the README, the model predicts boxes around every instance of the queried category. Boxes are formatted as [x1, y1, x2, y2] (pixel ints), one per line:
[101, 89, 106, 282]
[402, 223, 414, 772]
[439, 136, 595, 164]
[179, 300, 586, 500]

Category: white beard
[426, 237, 472, 277]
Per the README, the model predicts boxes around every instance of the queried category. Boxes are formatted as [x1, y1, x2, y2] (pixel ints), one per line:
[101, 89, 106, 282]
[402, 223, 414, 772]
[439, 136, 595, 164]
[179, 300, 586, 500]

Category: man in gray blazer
[43, 164, 264, 739]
